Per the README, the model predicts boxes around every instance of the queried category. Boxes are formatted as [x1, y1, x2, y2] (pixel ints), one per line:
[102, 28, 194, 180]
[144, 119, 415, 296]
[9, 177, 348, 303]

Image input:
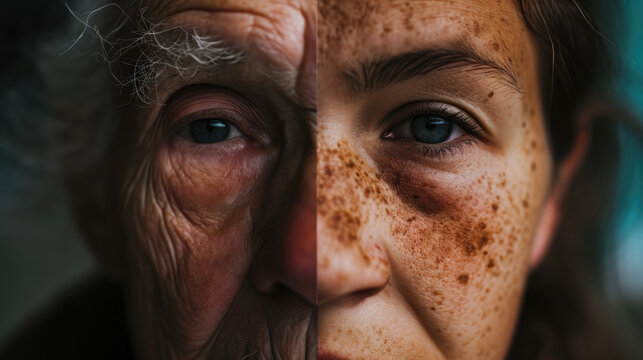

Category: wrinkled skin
[317, 0, 553, 359]
[116, 0, 317, 358]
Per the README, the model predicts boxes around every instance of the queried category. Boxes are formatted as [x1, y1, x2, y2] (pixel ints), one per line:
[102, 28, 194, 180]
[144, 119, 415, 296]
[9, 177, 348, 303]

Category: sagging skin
[110, 0, 317, 358]
[317, 0, 556, 359]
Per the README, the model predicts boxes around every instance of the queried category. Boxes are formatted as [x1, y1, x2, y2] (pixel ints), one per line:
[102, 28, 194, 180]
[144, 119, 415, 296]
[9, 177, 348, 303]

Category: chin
[210, 287, 317, 359]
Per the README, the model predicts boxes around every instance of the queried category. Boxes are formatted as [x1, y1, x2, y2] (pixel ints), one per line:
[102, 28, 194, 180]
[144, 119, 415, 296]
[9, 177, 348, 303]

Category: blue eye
[384, 111, 466, 144]
[411, 115, 453, 144]
[178, 118, 243, 144]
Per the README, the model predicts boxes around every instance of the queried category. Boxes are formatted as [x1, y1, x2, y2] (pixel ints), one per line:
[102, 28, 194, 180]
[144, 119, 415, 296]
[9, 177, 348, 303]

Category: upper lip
[318, 352, 348, 360]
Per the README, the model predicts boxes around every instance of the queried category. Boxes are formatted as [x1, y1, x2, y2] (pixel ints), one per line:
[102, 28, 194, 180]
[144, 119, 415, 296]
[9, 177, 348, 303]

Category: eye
[382, 103, 478, 144]
[410, 115, 464, 144]
[177, 118, 243, 144]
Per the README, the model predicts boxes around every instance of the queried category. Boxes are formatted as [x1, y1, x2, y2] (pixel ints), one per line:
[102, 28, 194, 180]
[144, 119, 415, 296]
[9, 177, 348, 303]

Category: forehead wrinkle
[140, 0, 307, 19]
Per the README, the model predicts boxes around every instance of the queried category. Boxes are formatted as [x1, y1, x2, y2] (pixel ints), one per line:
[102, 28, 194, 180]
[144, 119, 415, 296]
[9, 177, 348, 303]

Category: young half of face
[317, 0, 554, 359]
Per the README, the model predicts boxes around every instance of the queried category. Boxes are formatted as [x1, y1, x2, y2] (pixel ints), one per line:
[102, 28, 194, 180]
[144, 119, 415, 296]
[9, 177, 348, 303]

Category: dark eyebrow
[341, 42, 522, 95]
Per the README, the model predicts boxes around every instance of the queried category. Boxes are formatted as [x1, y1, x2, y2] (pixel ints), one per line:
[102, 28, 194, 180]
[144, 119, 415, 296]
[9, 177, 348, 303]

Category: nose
[251, 154, 316, 304]
[317, 140, 391, 304]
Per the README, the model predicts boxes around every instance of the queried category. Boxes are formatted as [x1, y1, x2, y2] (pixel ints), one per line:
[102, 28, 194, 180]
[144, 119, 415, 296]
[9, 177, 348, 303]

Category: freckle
[531, 140, 537, 149]
[488, 91, 494, 98]
[473, 20, 481, 35]
[477, 233, 490, 248]
[457, 274, 470, 285]
[492, 42, 500, 51]
[521, 121, 526, 128]
[477, 222, 486, 230]
[487, 259, 495, 268]
[491, 203, 499, 211]
[464, 242, 476, 255]
[522, 199, 529, 208]
[531, 162, 537, 171]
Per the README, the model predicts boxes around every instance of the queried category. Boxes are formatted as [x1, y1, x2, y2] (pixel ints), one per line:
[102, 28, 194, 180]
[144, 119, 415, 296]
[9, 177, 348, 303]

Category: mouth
[210, 285, 317, 359]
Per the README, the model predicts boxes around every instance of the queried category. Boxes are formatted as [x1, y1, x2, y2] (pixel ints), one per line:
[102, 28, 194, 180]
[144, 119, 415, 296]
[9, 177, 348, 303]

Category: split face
[112, 0, 557, 359]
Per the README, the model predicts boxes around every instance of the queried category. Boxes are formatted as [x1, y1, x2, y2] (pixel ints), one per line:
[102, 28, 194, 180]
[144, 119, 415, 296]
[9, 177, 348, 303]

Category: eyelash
[382, 102, 484, 160]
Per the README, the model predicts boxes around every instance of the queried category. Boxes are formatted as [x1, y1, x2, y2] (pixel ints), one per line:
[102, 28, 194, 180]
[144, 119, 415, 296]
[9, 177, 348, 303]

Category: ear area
[529, 126, 591, 270]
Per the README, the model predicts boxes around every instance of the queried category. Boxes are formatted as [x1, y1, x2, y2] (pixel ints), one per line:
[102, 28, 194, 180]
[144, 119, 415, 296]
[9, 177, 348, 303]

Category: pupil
[411, 115, 453, 144]
[190, 119, 230, 143]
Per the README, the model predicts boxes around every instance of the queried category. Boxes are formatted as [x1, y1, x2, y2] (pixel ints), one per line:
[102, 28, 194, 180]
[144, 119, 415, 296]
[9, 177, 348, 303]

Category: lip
[318, 352, 349, 360]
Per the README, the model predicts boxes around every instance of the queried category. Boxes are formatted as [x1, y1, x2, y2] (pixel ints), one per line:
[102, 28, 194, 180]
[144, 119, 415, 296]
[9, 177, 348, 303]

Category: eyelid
[162, 85, 274, 145]
[173, 108, 247, 135]
[382, 102, 485, 139]
[176, 118, 244, 143]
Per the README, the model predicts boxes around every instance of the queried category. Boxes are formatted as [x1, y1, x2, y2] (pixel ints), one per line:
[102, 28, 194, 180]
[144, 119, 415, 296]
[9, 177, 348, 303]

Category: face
[113, 0, 317, 358]
[318, 0, 552, 359]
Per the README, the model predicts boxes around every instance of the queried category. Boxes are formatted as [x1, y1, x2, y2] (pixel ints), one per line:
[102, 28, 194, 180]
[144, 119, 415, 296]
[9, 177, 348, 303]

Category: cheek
[154, 139, 273, 264]
[123, 139, 275, 319]
[376, 150, 548, 353]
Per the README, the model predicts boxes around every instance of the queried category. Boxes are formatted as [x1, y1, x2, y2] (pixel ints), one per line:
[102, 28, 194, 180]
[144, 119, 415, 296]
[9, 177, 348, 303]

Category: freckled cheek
[380, 165, 532, 283]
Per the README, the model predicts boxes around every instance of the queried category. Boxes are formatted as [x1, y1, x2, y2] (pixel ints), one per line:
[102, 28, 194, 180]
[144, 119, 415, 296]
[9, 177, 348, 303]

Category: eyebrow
[341, 42, 522, 96]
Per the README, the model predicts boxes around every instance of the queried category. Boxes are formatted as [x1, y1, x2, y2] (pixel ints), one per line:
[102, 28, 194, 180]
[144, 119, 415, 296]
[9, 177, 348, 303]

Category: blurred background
[0, 0, 98, 347]
[1, 0, 642, 356]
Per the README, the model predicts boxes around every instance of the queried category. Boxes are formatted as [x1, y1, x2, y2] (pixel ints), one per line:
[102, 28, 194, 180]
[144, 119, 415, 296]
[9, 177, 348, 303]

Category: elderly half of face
[99, 0, 317, 358]
[317, 0, 553, 359]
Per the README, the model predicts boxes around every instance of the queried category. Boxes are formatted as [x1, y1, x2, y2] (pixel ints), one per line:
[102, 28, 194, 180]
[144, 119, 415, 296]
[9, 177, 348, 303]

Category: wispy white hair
[0, 0, 242, 173]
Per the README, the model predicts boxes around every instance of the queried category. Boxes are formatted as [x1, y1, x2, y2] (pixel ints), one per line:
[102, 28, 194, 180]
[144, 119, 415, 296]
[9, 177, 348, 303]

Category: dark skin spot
[473, 20, 481, 35]
[457, 274, 469, 285]
[379, 165, 449, 215]
[488, 91, 494, 98]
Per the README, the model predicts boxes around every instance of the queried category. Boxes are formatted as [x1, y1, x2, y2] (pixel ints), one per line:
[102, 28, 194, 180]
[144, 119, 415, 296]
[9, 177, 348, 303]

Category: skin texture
[111, 0, 317, 358]
[318, 0, 553, 359]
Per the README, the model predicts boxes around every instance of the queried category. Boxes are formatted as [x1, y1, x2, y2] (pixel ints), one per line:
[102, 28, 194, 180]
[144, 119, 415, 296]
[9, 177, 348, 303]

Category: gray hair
[1, 0, 242, 174]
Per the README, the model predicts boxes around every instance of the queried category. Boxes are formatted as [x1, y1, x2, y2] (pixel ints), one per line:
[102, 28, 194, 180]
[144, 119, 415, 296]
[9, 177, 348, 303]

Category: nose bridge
[317, 137, 391, 303]
[251, 152, 316, 304]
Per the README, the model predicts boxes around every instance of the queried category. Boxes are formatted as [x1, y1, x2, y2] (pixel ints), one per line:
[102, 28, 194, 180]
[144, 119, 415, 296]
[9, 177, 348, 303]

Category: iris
[189, 119, 230, 143]
[411, 115, 453, 144]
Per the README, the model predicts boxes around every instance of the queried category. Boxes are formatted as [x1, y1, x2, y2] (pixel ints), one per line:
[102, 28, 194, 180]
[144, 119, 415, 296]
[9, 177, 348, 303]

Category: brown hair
[509, 0, 635, 358]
